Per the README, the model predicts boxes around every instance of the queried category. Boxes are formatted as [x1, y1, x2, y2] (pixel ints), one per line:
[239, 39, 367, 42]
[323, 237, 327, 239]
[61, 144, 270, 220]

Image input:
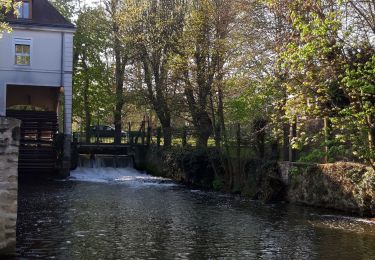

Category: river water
[17, 168, 375, 259]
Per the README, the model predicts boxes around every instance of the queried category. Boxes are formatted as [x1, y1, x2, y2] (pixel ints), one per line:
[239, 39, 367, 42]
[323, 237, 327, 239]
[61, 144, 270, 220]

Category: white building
[0, 0, 75, 176]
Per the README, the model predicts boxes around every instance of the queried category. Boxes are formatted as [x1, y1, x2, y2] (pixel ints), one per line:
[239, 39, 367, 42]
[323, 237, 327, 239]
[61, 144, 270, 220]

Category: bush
[212, 177, 224, 191]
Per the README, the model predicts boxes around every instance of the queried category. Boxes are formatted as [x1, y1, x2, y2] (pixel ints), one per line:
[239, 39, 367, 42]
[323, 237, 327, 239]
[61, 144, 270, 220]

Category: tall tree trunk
[184, 83, 213, 148]
[289, 117, 297, 162]
[82, 57, 91, 143]
[142, 57, 172, 147]
[159, 119, 172, 147]
[209, 92, 220, 148]
[113, 22, 125, 145]
[196, 111, 213, 148]
[217, 71, 226, 149]
[162, 124, 172, 148]
[367, 114, 375, 168]
[84, 95, 91, 143]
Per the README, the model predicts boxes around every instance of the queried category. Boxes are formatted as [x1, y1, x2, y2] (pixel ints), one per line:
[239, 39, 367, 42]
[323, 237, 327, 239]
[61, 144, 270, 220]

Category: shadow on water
[16, 167, 375, 259]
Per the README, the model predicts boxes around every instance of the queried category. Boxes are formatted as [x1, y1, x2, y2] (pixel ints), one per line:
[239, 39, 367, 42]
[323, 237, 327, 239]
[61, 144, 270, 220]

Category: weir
[75, 143, 148, 172]
[78, 154, 134, 168]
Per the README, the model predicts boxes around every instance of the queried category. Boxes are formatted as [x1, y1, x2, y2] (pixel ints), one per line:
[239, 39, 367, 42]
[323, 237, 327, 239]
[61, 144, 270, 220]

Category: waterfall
[78, 154, 134, 168]
[73, 154, 175, 186]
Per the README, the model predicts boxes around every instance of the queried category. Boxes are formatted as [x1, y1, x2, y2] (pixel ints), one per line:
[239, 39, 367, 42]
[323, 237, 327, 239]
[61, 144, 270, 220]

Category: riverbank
[142, 147, 375, 217]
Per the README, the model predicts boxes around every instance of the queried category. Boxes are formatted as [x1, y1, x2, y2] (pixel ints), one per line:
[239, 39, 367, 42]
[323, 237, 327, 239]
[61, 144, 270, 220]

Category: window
[17, 0, 32, 19]
[14, 39, 31, 66]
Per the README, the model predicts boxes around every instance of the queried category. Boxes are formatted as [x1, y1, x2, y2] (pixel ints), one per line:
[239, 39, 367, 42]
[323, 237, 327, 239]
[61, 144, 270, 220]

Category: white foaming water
[319, 214, 375, 225]
[70, 167, 176, 187]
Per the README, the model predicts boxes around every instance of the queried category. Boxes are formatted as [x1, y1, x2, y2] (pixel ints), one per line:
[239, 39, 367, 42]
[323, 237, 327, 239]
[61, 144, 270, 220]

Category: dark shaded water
[17, 168, 375, 259]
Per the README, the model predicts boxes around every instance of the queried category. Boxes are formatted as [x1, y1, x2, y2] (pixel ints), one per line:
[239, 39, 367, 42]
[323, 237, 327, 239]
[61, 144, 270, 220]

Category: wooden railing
[73, 121, 150, 146]
[73, 122, 255, 148]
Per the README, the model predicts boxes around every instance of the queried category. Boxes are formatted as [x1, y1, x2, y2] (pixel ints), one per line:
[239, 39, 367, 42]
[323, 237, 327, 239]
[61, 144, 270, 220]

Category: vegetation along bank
[142, 147, 375, 217]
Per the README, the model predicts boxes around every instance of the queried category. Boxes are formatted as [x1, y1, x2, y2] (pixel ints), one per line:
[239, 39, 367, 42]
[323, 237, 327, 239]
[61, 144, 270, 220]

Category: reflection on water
[17, 168, 375, 259]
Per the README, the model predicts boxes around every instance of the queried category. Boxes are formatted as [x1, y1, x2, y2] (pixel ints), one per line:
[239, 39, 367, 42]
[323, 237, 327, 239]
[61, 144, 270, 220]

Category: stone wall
[143, 147, 219, 189]
[252, 161, 375, 216]
[288, 162, 375, 216]
[0, 117, 20, 256]
[143, 147, 375, 217]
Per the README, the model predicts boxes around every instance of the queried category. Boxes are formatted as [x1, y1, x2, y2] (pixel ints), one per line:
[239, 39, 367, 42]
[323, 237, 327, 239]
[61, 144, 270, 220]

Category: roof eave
[8, 22, 76, 33]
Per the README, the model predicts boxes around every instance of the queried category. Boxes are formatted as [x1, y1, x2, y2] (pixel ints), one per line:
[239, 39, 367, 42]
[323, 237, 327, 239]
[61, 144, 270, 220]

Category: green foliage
[298, 149, 326, 164]
[289, 166, 302, 177]
[49, 0, 75, 21]
[212, 177, 224, 191]
[264, 0, 375, 166]
[226, 78, 275, 125]
[0, 0, 18, 36]
[279, 1, 343, 119]
[340, 54, 375, 164]
[73, 7, 114, 129]
[69, 0, 374, 167]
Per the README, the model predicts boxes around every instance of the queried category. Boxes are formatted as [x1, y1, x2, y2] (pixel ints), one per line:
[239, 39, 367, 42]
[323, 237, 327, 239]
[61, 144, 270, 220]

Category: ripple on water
[309, 214, 375, 235]
[16, 168, 375, 259]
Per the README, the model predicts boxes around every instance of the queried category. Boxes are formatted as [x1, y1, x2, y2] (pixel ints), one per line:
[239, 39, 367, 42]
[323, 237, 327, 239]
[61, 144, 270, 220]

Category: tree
[105, 0, 134, 144]
[0, 0, 17, 37]
[342, 0, 375, 166]
[341, 54, 375, 166]
[264, 0, 374, 166]
[49, 0, 76, 21]
[69, 0, 374, 168]
[172, 0, 234, 148]
[129, 0, 186, 147]
[347, 0, 375, 35]
[73, 7, 112, 141]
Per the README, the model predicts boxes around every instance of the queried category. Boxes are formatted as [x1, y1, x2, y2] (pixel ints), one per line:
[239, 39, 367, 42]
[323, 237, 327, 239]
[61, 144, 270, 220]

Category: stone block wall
[0, 117, 20, 256]
[288, 162, 375, 217]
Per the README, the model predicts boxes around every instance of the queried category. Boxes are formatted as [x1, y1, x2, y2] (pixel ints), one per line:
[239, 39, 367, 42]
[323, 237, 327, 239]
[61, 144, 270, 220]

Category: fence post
[182, 127, 187, 147]
[141, 120, 145, 145]
[147, 122, 151, 147]
[128, 122, 132, 145]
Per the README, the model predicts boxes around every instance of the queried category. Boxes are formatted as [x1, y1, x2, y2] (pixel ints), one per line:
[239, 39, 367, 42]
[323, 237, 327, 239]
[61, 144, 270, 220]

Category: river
[17, 168, 375, 259]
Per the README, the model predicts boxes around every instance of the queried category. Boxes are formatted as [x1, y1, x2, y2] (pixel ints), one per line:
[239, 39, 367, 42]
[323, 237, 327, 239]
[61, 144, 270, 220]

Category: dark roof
[6, 0, 75, 29]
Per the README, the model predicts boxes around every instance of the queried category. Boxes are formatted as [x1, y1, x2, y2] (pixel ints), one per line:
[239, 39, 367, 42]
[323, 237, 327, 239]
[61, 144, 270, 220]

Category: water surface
[17, 168, 375, 259]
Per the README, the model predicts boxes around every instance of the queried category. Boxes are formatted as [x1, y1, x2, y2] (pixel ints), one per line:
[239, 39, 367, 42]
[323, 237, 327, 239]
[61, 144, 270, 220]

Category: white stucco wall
[63, 33, 73, 135]
[0, 26, 74, 134]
